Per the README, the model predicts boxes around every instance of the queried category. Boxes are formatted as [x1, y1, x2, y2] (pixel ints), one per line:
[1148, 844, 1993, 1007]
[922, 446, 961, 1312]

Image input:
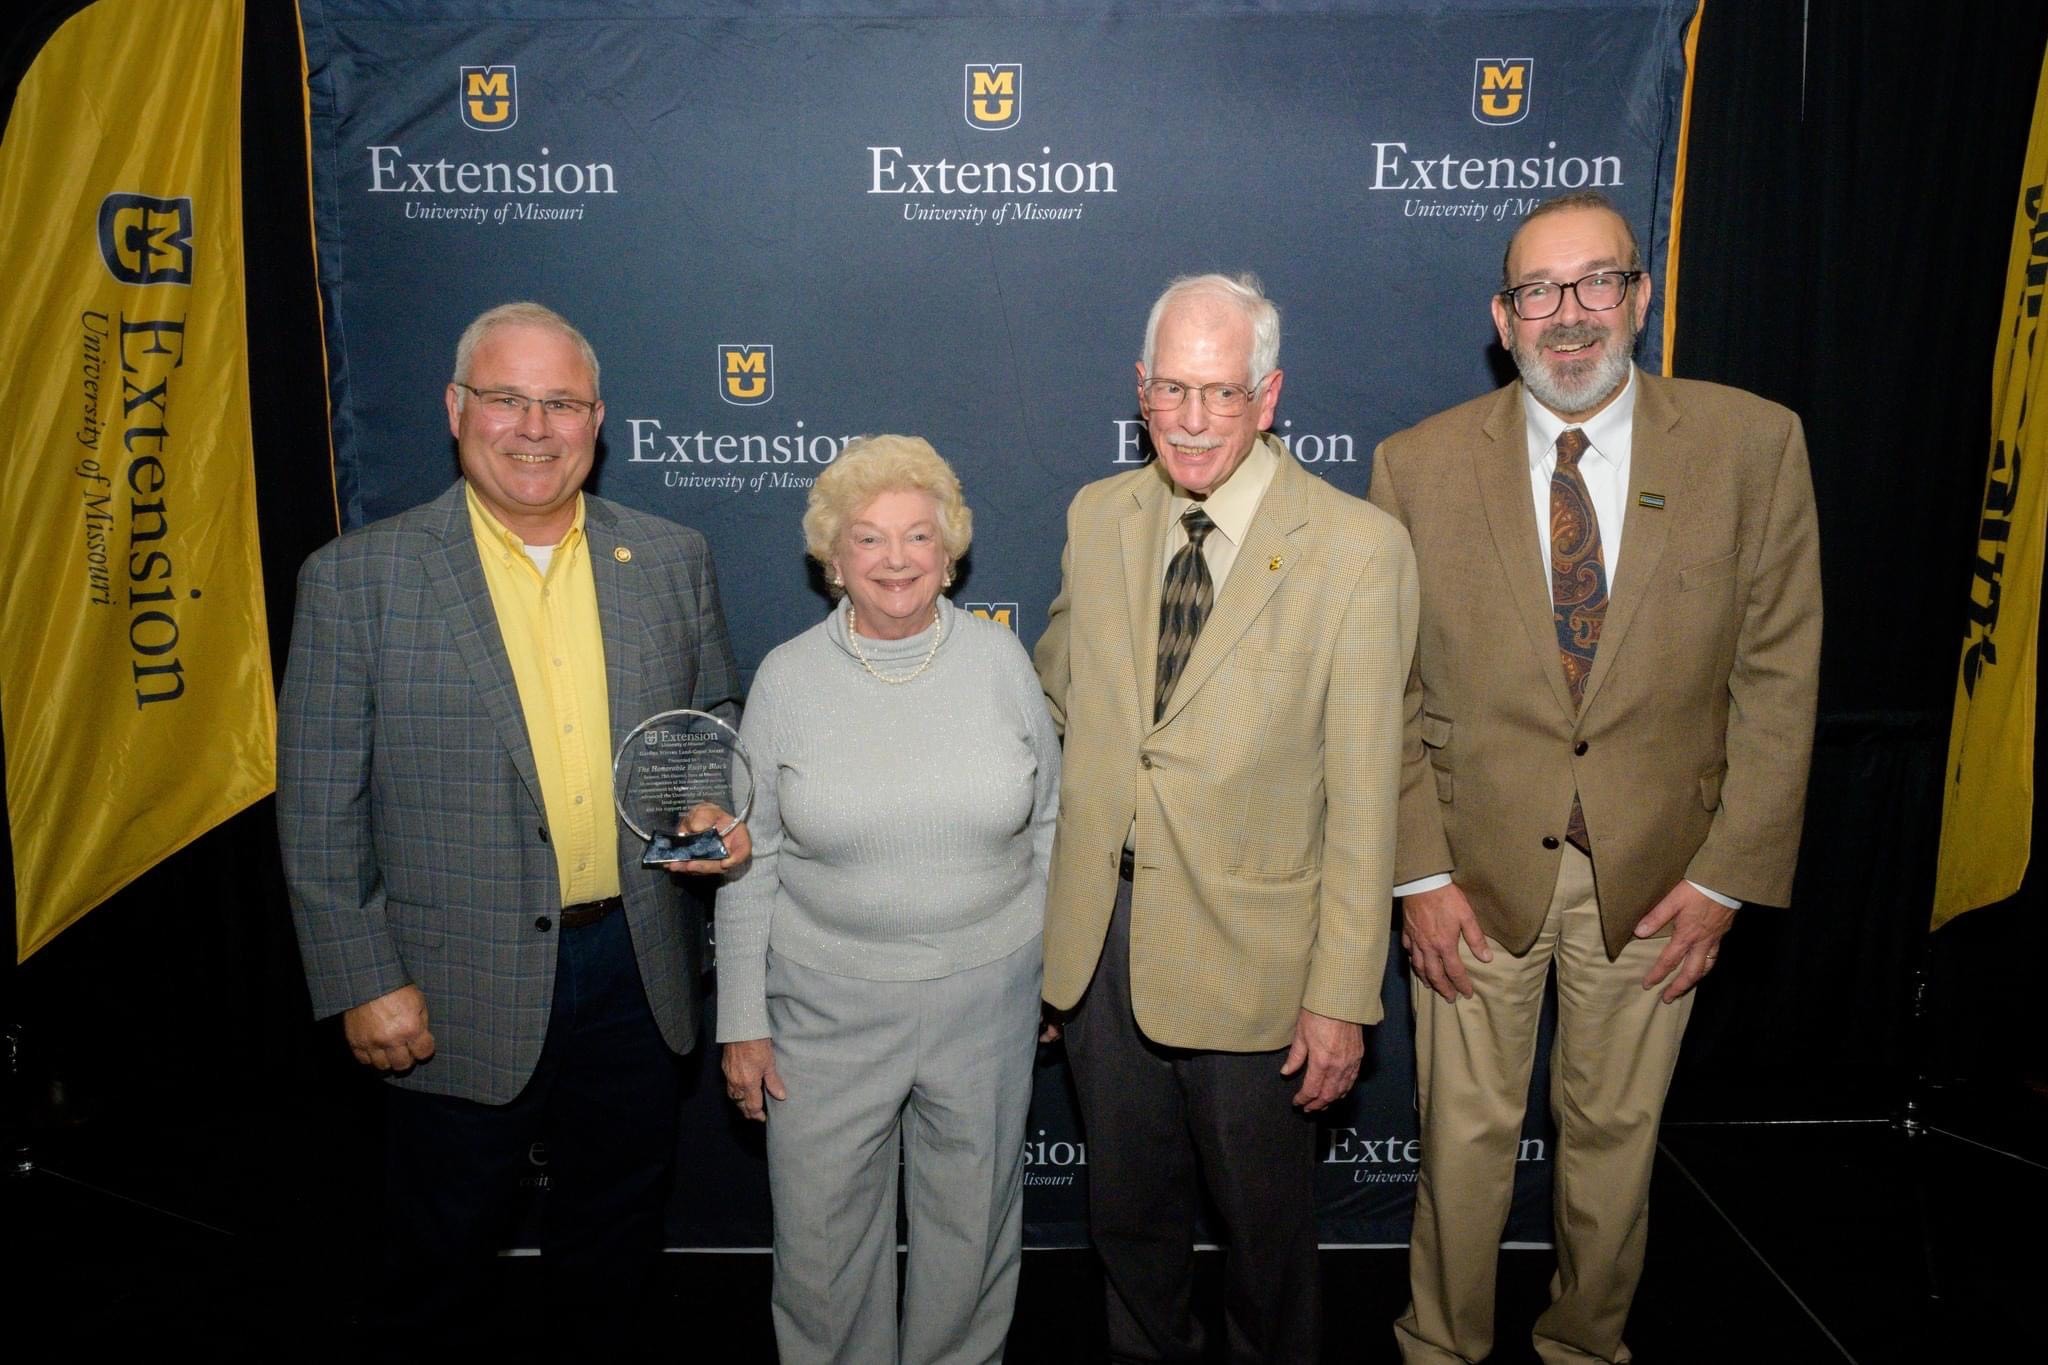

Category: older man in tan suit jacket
[1035, 273, 1417, 1363]
[1371, 193, 1822, 1364]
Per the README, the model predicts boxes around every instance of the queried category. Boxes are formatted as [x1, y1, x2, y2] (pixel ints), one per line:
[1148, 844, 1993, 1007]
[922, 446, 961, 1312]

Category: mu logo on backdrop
[459, 65, 518, 131]
[717, 345, 774, 406]
[965, 603, 1018, 632]
[964, 64, 1022, 131]
[1472, 58, 1532, 126]
[97, 194, 194, 285]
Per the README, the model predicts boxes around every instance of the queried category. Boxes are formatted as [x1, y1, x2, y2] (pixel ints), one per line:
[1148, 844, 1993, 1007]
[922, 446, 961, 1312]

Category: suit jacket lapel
[1581, 370, 1679, 713]
[421, 481, 546, 813]
[1477, 385, 1578, 721]
[581, 496, 644, 746]
[1153, 442, 1303, 732]
[1119, 468, 1174, 725]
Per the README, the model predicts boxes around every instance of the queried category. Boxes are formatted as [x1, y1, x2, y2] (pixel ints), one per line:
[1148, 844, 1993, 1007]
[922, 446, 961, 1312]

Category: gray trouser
[765, 936, 1043, 1365]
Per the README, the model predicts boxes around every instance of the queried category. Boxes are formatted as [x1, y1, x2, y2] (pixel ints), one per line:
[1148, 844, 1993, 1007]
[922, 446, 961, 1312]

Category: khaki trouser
[1395, 843, 1696, 1365]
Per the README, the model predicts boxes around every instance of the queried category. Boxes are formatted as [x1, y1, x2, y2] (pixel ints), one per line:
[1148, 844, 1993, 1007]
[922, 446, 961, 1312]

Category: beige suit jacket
[1367, 371, 1822, 959]
[1035, 436, 1419, 1050]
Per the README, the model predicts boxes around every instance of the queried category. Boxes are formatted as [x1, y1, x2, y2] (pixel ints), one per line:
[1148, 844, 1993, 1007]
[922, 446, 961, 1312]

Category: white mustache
[1162, 434, 1223, 451]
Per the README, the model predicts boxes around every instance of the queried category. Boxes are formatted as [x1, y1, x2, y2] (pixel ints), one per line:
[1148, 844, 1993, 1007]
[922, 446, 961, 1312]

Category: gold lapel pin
[613, 546, 633, 562]
[1638, 492, 1666, 510]
[1269, 555, 1283, 571]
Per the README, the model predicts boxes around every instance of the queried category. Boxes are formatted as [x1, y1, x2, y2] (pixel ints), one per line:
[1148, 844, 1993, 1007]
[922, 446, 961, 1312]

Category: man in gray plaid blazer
[278, 302, 745, 1346]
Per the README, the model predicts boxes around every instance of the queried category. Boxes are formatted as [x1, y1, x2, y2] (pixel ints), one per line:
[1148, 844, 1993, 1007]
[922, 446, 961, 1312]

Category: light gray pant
[765, 936, 1042, 1365]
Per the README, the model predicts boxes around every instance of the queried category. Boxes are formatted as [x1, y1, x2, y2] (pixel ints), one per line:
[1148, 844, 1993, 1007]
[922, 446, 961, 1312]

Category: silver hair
[1139, 272, 1281, 385]
[450, 301, 602, 405]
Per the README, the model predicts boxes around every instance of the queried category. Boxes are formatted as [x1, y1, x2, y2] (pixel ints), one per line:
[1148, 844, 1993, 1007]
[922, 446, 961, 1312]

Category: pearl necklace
[846, 601, 944, 684]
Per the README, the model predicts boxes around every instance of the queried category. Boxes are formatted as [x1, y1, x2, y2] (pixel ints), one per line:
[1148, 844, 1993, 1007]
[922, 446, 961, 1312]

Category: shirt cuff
[1687, 880, 1741, 910]
[1393, 872, 1454, 898]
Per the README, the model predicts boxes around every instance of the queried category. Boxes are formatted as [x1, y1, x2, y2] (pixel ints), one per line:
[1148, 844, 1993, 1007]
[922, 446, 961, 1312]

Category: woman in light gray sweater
[716, 434, 1059, 1365]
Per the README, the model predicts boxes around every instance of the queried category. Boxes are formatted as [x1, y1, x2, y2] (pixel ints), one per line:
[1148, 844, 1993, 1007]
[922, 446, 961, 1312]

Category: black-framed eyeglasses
[1140, 376, 1268, 417]
[1497, 270, 1643, 321]
[455, 383, 600, 430]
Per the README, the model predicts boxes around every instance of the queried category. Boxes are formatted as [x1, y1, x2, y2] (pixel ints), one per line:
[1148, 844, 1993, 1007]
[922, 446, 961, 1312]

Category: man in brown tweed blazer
[1371, 193, 1822, 1364]
[1036, 273, 1418, 1362]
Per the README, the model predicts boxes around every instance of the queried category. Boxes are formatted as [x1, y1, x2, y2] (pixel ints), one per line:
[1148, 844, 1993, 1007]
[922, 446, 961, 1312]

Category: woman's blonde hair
[803, 435, 973, 593]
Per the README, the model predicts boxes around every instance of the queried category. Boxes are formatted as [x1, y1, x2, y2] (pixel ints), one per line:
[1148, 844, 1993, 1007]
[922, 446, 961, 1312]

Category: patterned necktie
[1550, 427, 1606, 852]
[1155, 507, 1216, 721]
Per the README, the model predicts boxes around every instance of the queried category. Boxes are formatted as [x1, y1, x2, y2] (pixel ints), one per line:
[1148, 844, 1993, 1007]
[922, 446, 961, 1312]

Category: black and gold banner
[1934, 49, 2048, 930]
[0, 0, 274, 960]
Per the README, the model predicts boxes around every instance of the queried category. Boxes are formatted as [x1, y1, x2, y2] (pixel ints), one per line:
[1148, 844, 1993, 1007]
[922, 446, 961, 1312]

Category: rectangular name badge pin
[1638, 492, 1666, 509]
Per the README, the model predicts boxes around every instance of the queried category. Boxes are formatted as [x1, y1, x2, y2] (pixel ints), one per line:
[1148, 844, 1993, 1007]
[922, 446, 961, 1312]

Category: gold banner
[1932, 50, 2048, 930]
[0, 0, 273, 960]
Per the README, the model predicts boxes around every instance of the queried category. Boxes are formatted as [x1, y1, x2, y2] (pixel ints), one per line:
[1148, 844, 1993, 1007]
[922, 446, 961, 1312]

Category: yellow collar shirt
[466, 485, 620, 906]
[1162, 430, 1282, 590]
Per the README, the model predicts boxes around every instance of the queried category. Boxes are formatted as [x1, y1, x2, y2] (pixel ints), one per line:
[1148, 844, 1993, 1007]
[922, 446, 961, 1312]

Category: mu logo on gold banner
[964, 64, 1021, 131]
[96, 194, 193, 285]
[1472, 58, 1532, 126]
[717, 344, 773, 406]
[459, 65, 517, 131]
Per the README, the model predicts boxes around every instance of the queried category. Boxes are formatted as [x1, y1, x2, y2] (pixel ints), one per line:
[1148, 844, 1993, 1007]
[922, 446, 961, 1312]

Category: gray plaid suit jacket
[278, 480, 742, 1103]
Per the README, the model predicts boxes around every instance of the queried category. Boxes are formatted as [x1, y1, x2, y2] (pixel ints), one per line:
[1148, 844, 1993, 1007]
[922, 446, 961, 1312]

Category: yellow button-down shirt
[466, 486, 620, 906]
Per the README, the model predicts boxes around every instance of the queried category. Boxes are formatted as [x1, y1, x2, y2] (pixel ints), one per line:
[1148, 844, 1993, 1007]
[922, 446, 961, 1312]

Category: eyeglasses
[1497, 270, 1644, 321]
[455, 383, 600, 431]
[1140, 376, 1267, 417]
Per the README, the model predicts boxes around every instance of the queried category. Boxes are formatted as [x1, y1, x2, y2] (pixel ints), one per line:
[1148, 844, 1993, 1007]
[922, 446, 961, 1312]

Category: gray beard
[1515, 324, 1636, 416]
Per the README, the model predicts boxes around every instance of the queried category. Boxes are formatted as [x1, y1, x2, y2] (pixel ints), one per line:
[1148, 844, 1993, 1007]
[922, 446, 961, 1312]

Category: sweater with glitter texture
[714, 597, 1059, 1041]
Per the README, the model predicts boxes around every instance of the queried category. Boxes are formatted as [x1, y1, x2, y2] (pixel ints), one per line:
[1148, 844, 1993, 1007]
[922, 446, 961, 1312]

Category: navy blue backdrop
[299, 0, 1695, 1248]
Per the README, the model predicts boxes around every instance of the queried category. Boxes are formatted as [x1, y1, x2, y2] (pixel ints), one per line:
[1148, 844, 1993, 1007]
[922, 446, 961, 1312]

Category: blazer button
[537, 825, 549, 843]
[1542, 835, 1560, 850]
[534, 915, 553, 932]
[1574, 741, 1589, 756]
[1139, 754, 1153, 769]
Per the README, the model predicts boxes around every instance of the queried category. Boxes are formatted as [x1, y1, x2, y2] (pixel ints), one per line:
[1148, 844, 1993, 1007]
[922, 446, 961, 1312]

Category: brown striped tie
[1550, 427, 1606, 853]
[1155, 507, 1216, 721]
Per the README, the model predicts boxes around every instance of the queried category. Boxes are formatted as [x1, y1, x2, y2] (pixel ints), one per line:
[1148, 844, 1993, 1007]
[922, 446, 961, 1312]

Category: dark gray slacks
[1063, 871, 1322, 1364]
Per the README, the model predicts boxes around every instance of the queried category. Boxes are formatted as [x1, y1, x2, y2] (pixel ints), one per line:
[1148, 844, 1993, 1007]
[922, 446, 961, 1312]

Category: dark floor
[7, 1077, 2044, 1362]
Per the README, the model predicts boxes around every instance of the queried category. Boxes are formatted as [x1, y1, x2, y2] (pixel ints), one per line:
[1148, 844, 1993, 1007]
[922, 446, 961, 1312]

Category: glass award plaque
[613, 709, 755, 866]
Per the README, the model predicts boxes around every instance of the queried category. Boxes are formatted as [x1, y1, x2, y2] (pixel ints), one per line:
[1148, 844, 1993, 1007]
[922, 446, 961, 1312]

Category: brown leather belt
[559, 895, 622, 930]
